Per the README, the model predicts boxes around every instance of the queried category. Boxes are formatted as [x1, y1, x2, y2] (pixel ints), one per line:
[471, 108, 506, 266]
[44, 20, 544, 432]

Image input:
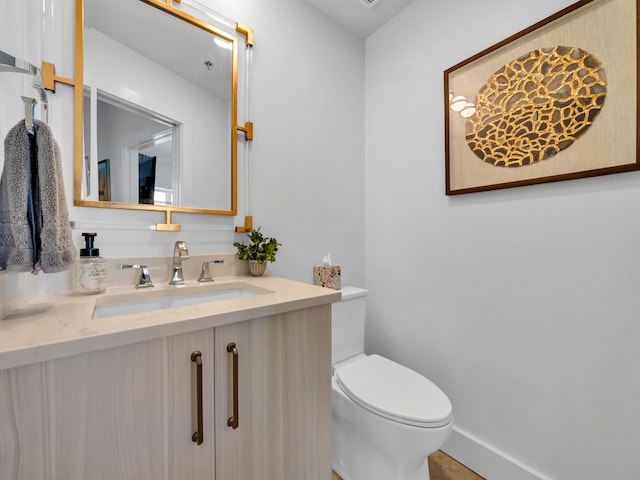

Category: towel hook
[21, 96, 36, 135]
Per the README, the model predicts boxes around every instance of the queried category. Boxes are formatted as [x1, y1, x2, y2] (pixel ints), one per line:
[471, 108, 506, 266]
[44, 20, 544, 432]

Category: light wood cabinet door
[166, 329, 216, 479]
[214, 305, 332, 480]
[0, 330, 216, 480]
[0, 362, 51, 480]
[0, 338, 168, 480]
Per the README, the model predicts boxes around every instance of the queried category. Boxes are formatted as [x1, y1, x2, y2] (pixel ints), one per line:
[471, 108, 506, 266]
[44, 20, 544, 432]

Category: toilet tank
[332, 286, 367, 364]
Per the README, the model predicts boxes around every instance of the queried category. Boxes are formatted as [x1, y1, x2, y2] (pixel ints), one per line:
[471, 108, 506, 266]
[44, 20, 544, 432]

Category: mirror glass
[78, 0, 240, 215]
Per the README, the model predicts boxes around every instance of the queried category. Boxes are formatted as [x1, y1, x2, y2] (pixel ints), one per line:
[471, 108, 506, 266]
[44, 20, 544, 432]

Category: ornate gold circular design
[465, 46, 607, 167]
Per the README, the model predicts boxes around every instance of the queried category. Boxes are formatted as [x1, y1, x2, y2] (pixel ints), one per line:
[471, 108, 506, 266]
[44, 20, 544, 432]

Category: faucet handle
[121, 264, 154, 289]
[197, 259, 224, 283]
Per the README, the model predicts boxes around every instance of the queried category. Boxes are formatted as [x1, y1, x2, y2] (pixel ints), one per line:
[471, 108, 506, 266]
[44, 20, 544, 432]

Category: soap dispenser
[74, 232, 107, 295]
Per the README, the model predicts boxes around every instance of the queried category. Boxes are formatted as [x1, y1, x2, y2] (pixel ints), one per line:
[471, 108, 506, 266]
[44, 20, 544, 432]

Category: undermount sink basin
[93, 282, 270, 319]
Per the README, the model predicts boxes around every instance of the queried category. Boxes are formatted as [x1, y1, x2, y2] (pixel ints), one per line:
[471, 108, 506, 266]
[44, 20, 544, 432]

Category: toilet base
[332, 376, 452, 480]
[332, 458, 431, 480]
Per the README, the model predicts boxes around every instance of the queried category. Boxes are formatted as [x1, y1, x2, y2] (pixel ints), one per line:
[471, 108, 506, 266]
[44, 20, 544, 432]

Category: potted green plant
[233, 227, 281, 276]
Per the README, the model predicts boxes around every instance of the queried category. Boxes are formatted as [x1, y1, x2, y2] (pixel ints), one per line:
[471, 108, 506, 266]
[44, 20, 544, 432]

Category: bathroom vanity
[0, 273, 339, 480]
[2, 0, 333, 476]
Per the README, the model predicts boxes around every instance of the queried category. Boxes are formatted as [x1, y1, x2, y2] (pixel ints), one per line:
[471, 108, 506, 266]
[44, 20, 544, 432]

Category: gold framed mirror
[69, 0, 253, 231]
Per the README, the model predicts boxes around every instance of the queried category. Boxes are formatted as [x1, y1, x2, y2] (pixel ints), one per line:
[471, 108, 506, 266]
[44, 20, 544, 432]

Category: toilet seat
[335, 354, 453, 428]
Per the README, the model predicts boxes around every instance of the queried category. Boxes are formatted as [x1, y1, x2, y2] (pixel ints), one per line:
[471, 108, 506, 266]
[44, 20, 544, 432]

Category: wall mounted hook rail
[0, 50, 49, 124]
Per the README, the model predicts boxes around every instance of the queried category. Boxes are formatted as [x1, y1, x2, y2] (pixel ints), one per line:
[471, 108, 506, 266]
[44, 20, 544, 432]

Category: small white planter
[249, 260, 267, 277]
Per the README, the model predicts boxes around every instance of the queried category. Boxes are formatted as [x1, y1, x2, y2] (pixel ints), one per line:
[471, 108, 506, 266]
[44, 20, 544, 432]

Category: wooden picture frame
[444, 0, 639, 195]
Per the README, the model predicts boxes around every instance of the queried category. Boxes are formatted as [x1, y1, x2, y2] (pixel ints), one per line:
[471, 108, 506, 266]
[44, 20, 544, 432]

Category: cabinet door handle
[191, 351, 204, 445]
[227, 342, 239, 429]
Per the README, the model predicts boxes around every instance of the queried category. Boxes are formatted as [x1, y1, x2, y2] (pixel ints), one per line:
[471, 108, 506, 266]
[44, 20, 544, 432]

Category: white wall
[0, 0, 60, 316]
[241, 0, 366, 286]
[0, 0, 365, 308]
[365, 1, 640, 479]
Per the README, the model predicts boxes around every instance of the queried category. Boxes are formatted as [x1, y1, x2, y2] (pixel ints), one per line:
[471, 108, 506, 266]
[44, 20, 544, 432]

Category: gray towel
[0, 119, 75, 274]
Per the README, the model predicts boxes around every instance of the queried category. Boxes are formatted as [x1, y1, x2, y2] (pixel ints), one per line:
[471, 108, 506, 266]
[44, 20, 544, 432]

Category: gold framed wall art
[444, 0, 639, 195]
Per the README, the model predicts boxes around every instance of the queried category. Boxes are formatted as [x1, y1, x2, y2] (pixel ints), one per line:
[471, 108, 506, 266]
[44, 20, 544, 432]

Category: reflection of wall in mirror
[84, 28, 231, 210]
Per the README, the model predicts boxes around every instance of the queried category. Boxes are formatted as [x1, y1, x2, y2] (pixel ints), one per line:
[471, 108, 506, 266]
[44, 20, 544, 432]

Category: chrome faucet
[169, 240, 190, 285]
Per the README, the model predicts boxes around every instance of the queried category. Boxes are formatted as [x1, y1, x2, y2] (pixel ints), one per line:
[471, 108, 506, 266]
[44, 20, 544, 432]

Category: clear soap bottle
[74, 232, 107, 295]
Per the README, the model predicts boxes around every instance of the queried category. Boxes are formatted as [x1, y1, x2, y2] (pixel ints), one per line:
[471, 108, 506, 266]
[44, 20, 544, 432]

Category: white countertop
[0, 275, 341, 370]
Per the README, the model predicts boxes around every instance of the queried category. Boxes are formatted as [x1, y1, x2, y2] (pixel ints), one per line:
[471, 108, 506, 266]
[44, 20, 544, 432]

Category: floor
[331, 450, 485, 480]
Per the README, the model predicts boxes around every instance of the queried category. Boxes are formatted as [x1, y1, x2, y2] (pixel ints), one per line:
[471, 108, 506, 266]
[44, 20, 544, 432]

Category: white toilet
[332, 286, 453, 480]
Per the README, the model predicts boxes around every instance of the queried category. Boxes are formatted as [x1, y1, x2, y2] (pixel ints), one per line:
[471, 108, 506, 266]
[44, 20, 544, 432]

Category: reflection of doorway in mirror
[138, 154, 156, 205]
[135, 130, 175, 205]
[85, 88, 180, 205]
[98, 159, 111, 201]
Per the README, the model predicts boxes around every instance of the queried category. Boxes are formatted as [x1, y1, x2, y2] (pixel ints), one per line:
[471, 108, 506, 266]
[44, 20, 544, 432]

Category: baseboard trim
[442, 426, 552, 480]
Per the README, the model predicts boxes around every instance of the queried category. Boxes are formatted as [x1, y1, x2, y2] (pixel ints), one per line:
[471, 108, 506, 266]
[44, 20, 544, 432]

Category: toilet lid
[335, 355, 453, 428]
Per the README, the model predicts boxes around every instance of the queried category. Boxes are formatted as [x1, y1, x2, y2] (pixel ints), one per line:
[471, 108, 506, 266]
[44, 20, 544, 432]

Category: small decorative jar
[249, 260, 267, 277]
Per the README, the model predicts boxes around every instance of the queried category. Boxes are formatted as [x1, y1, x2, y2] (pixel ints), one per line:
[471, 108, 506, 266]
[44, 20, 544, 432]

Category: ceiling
[86, 0, 232, 100]
[304, 0, 414, 38]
